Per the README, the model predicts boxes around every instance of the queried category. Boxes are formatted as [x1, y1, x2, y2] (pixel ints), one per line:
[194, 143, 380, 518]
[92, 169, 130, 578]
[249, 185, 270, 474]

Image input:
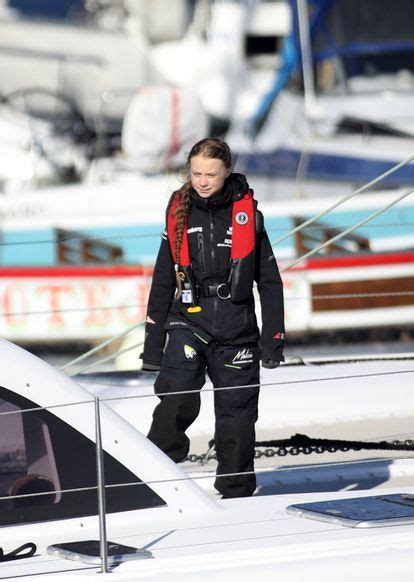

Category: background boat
[0, 180, 412, 346]
[228, 0, 414, 198]
[2, 0, 414, 200]
[0, 0, 411, 356]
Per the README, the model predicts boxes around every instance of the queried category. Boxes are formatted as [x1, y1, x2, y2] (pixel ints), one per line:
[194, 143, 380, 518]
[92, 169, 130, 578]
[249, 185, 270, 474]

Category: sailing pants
[147, 328, 260, 498]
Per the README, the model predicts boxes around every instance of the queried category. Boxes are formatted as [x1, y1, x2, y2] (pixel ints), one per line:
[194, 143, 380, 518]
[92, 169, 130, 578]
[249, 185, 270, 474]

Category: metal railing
[270, 153, 414, 248]
[2, 365, 414, 572]
[0, 285, 412, 322]
[281, 187, 414, 270]
[53, 154, 414, 374]
[0, 219, 414, 250]
[59, 320, 145, 373]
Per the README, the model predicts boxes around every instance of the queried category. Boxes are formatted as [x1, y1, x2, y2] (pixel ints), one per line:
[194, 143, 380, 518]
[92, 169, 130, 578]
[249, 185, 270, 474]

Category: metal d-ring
[216, 283, 231, 300]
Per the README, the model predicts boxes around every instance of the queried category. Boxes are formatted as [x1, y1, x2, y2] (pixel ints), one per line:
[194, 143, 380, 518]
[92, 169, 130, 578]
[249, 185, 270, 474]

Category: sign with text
[0, 267, 151, 342]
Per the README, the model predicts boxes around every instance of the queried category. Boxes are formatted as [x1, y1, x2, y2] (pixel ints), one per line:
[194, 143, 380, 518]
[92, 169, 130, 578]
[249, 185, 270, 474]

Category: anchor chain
[183, 434, 414, 464]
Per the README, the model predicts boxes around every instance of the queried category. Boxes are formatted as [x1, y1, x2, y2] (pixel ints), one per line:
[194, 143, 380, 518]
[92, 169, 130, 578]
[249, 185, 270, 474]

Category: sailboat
[228, 0, 414, 199]
[2, 337, 414, 580]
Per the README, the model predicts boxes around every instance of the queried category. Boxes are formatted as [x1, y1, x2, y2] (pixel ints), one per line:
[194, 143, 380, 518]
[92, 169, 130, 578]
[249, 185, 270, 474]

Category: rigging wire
[73, 340, 144, 375]
[0, 220, 413, 249]
[59, 320, 145, 371]
[2, 366, 414, 416]
[2, 157, 413, 375]
[270, 153, 414, 248]
[281, 187, 414, 270]
[1, 448, 414, 506]
[0, 289, 412, 320]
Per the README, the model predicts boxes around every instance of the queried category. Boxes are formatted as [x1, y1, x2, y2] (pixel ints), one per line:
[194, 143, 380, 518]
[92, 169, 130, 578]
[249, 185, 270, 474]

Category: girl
[141, 138, 285, 498]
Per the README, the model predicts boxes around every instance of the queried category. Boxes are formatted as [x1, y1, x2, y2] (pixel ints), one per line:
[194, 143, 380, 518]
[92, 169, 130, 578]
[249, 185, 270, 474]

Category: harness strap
[199, 281, 231, 299]
[167, 189, 255, 266]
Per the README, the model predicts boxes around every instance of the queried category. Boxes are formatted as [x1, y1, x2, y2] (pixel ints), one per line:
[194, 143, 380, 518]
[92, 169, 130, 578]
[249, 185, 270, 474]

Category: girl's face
[190, 155, 230, 198]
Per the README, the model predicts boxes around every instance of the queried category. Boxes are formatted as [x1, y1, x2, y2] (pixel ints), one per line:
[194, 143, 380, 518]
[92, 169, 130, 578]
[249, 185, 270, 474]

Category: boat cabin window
[0, 387, 165, 526]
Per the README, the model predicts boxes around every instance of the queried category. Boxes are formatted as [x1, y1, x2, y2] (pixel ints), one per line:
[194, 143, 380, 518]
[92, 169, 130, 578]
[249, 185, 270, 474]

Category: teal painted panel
[0, 205, 413, 266]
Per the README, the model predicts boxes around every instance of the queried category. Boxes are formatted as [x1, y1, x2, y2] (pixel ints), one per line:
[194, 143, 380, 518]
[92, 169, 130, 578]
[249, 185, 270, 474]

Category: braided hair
[173, 138, 232, 295]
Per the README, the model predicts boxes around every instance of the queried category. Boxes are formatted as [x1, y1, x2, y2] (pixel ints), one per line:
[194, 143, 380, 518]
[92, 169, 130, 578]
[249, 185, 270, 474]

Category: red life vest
[167, 190, 257, 302]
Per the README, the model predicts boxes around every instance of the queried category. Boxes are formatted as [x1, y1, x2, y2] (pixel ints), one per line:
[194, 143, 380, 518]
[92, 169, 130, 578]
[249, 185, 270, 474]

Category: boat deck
[5, 485, 414, 580]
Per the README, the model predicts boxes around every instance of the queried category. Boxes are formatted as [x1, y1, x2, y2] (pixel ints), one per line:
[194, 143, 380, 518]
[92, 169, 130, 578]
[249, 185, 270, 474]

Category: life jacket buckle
[216, 283, 231, 300]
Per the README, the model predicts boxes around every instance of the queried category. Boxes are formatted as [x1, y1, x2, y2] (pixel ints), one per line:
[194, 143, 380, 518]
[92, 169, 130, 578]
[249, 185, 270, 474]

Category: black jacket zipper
[197, 232, 206, 273]
[209, 211, 216, 271]
[209, 210, 218, 334]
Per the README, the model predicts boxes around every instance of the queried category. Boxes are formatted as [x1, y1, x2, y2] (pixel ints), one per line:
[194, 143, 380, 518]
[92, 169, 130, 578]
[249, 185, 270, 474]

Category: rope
[0, 543, 37, 562]
[282, 187, 414, 270]
[271, 153, 414, 248]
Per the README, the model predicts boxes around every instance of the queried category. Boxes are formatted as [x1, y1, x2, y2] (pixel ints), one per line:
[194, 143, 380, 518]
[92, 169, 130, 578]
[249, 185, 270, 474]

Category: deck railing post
[95, 396, 108, 573]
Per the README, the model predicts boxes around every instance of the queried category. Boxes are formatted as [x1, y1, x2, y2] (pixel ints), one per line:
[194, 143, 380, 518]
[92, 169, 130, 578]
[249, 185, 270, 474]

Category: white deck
[1, 341, 414, 581]
[80, 358, 414, 451]
[5, 487, 414, 581]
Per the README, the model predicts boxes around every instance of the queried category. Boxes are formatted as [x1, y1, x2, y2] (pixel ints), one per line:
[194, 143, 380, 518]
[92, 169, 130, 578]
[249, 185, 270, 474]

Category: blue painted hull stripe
[234, 149, 414, 184]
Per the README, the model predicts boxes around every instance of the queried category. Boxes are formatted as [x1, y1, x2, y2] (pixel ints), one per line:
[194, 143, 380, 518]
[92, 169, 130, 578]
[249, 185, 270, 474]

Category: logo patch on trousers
[232, 348, 253, 365]
[184, 344, 197, 359]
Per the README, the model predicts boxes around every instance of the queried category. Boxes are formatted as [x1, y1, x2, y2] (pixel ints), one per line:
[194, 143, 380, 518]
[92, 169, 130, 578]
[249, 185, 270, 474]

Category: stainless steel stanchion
[95, 397, 108, 573]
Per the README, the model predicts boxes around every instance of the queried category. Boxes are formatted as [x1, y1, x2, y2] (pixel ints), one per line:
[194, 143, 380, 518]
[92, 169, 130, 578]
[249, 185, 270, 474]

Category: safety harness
[167, 190, 257, 307]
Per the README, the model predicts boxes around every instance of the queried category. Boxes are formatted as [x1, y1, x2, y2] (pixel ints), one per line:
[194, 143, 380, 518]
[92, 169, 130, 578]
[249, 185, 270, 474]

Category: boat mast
[296, 0, 318, 118]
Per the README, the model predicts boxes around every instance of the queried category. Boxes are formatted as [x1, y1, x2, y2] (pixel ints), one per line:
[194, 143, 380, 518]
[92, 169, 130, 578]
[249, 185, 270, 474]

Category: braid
[173, 181, 192, 264]
[173, 181, 192, 297]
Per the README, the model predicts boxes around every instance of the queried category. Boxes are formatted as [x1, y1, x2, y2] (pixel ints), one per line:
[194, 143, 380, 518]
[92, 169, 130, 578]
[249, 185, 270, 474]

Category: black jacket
[142, 174, 285, 365]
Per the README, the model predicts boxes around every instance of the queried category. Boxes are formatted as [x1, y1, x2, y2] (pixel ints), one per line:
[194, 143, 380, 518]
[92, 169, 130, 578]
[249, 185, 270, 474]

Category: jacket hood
[225, 173, 250, 200]
[191, 173, 250, 211]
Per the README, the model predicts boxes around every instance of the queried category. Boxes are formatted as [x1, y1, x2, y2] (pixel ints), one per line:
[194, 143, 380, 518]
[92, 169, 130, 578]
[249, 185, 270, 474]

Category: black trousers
[147, 328, 260, 498]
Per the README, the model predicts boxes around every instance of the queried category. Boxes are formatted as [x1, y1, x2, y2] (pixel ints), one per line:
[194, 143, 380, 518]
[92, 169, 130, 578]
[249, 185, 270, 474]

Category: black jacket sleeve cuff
[141, 324, 166, 367]
[262, 340, 285, 363]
